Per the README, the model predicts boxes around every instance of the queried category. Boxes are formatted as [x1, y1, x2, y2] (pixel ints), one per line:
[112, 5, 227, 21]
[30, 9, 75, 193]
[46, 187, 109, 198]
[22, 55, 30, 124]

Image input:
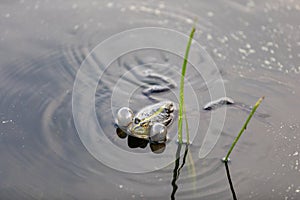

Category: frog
[116, 101, 175, 143]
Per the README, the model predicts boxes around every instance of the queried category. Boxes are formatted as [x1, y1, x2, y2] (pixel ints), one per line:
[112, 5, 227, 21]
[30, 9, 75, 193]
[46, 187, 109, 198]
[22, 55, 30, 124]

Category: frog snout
[130, 124, 150, 138]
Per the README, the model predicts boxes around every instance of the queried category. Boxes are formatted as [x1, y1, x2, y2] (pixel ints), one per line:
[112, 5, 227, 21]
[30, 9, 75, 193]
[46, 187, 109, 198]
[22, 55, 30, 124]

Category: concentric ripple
[1, 0, 300, 199]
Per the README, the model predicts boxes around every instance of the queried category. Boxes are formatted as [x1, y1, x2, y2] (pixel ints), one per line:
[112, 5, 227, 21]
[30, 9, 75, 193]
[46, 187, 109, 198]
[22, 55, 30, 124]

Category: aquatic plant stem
[183, 100, 190, 144]
[178, 26, 196, 144]
[224, 96, 265, 162]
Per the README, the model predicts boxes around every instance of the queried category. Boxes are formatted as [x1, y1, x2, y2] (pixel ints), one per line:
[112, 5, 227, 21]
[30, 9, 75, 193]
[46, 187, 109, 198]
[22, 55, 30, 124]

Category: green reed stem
[183, 101, 190, 144]
[224, 96, 265, 162]
[178, 26, 196, 144]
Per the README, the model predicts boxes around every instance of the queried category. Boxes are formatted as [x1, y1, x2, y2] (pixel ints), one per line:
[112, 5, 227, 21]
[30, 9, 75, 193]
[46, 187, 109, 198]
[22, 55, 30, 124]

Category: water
[1, 0, 300, 199]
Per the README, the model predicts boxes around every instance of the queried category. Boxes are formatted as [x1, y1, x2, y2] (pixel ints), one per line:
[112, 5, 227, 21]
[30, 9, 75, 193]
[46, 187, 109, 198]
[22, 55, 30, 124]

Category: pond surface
[0, 0, 300, 199]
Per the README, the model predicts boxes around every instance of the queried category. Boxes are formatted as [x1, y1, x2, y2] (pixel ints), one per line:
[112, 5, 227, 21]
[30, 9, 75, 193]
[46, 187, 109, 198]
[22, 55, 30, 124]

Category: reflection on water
[115, 128, 167, 154]
[224, 162, 238, 200]
[1, 0, 300, 199]
[171, 144, 189, 200]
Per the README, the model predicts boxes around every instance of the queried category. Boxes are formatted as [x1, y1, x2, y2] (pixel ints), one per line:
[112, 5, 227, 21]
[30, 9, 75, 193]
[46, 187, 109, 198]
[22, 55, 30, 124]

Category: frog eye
[134, 118, 141, 124]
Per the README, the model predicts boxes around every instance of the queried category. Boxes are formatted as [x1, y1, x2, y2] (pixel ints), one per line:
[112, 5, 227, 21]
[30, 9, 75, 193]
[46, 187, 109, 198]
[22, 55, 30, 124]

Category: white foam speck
[140, 6, 153, 13]
[218, 36, 228, 43]
[231, 33, 239, 40]
[207, 11, 214, 17]
[33, 4, 39, 10]
[2, 120, 13, 124]
[261, 46, 268, 51]
[247, 1, 255, 8]
[72, 4, 78, 9]
[249, 49, 256, 54]
[158, 3, 165, 9]
[206, 34, 212, 40]
[74, 25, 79, 30]
[239, 48, 247, 54]
[186, 18, 193, 24]
[129, 5, 136, 10]
[154, 9, 161, 15]
[106, 2, 114, 8]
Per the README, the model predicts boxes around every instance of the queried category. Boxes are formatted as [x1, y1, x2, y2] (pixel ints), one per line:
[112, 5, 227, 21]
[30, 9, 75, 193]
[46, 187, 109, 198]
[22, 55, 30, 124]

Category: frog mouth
[132, 134, 149, 139]
[132, 128, 149, 137]
[128, 124, 149, 139]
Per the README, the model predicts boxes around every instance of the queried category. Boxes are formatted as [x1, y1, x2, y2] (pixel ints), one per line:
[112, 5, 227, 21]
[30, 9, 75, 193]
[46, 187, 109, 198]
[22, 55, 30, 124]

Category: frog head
[129, 117, 151, 139]
[129, 101, 174, 139]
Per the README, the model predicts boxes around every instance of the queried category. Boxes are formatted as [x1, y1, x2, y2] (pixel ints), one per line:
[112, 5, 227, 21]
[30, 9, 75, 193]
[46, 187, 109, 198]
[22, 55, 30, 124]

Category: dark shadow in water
[127, 135, 148, 149]
[115, 127, 166, 154]
[171, 144, 189, 200]
[224, 161, 238, 200]
[116, 127, 128, 139]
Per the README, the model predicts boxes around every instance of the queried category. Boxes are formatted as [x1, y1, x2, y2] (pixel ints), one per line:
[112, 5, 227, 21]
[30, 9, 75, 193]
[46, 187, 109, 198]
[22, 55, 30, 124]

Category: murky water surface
[0, 0, 300, 199]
